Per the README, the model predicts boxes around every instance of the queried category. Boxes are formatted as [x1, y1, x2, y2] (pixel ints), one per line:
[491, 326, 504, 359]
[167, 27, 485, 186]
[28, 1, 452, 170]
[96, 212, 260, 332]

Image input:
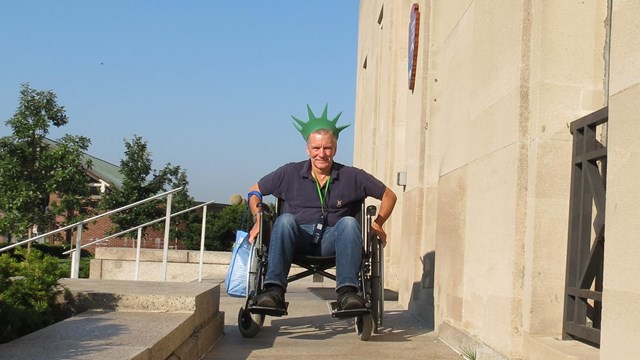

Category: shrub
[0, 248, 65, 343]
[57, 256, 92, 279]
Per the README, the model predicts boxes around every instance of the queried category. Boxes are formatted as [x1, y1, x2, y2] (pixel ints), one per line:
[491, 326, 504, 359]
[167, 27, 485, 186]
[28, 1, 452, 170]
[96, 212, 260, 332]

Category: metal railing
[562, 107, 607, 348]
[63, 199, 217, 282]
[0, 187, 200, 281]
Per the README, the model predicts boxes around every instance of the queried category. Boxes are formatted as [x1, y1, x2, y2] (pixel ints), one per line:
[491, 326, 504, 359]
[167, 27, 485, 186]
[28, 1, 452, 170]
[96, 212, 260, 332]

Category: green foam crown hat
[292, 104, 350, 141]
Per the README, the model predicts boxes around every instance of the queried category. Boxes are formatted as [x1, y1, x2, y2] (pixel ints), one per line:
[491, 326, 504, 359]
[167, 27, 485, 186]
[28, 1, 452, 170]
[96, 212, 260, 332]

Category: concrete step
[0, 278, 224, 360]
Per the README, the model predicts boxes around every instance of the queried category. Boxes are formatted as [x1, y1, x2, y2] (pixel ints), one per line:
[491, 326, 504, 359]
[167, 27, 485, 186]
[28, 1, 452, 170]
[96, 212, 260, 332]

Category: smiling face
[306, 129, 337, 175]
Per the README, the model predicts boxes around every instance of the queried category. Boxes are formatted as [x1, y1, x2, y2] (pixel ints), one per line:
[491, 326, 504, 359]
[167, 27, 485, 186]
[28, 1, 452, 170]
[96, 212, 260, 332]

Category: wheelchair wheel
[370, 239, 384, 334]
[370, 279, 381, 334]
[239, 241, 266, 337]
[246, 243, 261, 299]
[238, 307, 261, 338]
[355, 314, 373, 341]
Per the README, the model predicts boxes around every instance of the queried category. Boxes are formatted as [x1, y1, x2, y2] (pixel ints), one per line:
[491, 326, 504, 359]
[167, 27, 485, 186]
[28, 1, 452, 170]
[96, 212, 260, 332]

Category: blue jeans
[264, 213, 362, 292]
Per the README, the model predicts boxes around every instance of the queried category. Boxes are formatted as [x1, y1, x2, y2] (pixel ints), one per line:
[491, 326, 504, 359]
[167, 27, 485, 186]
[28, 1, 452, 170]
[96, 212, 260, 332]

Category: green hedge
[0, 243, 92, 279]
[0, 248, 66, 343]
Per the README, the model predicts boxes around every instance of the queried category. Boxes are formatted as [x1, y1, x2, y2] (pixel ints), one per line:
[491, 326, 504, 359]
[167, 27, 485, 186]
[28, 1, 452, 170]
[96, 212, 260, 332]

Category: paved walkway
[203, 278, 462, 360]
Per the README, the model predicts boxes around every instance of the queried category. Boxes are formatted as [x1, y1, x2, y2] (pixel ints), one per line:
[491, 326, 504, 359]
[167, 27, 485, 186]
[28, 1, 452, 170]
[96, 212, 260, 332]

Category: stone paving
[203, 277, 462, 360]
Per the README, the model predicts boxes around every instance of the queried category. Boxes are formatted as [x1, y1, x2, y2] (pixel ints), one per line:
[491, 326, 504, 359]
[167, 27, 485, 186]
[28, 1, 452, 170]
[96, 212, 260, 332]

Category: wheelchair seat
[289, 253, 337, 283]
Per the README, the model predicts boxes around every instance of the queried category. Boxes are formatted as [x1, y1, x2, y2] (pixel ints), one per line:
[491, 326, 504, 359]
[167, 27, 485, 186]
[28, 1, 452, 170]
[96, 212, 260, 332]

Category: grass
[461, 346, 477, 360]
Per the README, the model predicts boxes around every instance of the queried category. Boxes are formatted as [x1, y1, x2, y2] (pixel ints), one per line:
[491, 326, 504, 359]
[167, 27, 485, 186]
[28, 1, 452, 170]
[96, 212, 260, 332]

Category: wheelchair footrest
[249, 303, 289, 317]
[328, 301, 370, 319]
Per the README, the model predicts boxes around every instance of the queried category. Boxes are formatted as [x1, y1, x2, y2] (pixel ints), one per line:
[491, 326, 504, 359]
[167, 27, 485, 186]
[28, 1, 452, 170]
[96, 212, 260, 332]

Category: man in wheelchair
[246, 105, 397, 314]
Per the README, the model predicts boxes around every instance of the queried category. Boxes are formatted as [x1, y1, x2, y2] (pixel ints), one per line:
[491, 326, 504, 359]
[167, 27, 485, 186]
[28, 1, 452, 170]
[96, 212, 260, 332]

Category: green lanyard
[313, 174, 331, 215]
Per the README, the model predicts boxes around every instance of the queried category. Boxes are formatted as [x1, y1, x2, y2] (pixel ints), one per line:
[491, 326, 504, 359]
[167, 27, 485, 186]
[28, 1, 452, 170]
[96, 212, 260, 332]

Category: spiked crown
[292, 104, 350, 141]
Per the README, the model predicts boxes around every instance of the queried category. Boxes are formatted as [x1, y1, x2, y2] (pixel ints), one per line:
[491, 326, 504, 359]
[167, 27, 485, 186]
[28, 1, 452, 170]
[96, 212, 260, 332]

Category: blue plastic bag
[225, 230, 251, 297]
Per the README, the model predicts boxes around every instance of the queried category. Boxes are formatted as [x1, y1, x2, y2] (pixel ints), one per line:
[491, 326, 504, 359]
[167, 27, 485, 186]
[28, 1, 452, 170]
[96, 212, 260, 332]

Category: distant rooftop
[82, 152, 124, 189]
[41, 138, 124, 189]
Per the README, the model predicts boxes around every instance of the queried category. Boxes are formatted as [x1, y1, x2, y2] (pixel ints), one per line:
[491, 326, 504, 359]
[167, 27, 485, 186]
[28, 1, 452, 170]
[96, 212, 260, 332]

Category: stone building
[354, 1, 639, 358]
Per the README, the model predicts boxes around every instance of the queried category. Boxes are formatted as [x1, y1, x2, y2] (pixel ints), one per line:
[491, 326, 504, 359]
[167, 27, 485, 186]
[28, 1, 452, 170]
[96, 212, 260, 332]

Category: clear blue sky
[0, 1, 360, 203]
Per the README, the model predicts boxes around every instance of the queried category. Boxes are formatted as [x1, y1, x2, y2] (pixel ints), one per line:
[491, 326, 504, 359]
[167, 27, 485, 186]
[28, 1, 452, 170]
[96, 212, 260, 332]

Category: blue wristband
[248, 191, 263, 202]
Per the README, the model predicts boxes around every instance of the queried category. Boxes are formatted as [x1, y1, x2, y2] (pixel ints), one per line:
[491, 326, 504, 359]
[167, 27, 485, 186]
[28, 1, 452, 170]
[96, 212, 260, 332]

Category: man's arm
[247, 183, 262, 243]
[371, 187, 397, 246]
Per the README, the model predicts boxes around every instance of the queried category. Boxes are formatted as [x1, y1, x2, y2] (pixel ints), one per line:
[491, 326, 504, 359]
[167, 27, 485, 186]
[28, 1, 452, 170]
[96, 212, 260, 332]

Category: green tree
[162, 164, 196, 246]
[180, 203, 249, 252]
[179, 210, 208, 251]
[207, 203, 247, 251]
[0, 84, 92, 243]
[99, 135, 192, 238]
[47, 135, 96, 244]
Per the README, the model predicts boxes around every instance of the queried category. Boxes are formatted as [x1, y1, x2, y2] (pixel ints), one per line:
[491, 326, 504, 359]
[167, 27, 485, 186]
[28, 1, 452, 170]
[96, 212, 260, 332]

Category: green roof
[42, 138, 124, 189]
[82, 152, 124, 189]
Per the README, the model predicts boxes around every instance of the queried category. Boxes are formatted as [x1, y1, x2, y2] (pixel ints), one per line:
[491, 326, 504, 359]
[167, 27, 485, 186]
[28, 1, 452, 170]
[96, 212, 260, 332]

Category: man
[247, 105, 396, 312]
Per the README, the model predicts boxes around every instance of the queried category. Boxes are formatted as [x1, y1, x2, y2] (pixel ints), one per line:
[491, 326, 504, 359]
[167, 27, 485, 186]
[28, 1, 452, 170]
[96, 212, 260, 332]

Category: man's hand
[370, 187, 397, 247]
[247, 184, 263, 244]
[371, 221, 387, 247]
[248, 222, 259, 244]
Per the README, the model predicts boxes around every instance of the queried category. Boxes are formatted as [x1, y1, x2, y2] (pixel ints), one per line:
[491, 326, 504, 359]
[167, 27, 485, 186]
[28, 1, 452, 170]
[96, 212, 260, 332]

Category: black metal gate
[562, 107, 608, 348]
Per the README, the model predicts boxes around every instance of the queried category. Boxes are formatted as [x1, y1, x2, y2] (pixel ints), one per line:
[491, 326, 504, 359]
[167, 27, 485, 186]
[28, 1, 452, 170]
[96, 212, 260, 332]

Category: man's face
[306, 132, 337, 172]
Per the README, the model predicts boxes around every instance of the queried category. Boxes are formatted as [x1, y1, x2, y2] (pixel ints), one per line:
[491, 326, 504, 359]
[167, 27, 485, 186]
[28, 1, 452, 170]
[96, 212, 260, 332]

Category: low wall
[0, 279, 224, 359]
[91, 246, 327, 285]
[90, 247, 232, 282]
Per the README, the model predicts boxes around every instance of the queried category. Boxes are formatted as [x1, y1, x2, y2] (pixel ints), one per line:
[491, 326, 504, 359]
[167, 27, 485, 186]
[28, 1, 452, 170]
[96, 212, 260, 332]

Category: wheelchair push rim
[237, 242, 264, 337]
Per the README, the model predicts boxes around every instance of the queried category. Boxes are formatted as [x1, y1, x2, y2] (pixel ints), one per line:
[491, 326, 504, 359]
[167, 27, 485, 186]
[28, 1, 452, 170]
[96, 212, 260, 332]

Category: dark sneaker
[339, 292, 365, 310]
[256, 286, 286, 310]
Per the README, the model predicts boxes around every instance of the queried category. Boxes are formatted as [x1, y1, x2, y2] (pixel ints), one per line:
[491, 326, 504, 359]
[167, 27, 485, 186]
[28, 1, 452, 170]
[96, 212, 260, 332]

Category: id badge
[312, 214, 326, 245]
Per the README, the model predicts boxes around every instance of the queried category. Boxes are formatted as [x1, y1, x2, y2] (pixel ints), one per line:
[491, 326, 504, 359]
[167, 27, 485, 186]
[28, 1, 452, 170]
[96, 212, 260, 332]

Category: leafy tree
[200, 204, 251, 251]
[162, 164, 196, 245]
[47, 135, 96, 243]
[180, 203, 249, 252]
[0, 84, 92, 243]
[207, 203, 247, 251]
[99, 135, 192, 238]
[194, 200, 276, 252]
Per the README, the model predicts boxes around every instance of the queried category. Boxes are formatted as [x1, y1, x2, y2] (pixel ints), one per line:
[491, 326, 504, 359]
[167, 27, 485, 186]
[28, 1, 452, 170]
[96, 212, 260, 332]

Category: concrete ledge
[438, 321, 504, 360]
[0, 279, 224, 360]
[58, 278, 219, 316]
[438, 322, 600, 360]
[171, 311, 224, 360]
[523, 334, 599, 360]
[0, 310, 192, 360]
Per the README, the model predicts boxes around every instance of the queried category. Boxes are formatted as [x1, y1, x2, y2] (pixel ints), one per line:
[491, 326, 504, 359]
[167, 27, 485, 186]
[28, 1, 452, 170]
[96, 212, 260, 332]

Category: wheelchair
[237, 200, 385, 341]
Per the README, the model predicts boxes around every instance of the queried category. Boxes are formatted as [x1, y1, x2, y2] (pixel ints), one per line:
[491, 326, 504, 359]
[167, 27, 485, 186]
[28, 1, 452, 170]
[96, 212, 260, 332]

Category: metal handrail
[0, 187, 183, 253]
[62, 200, 216, 254]
[1, 185, 224, 283]
[1, 187, 184, 279]
[62, 199, 217, 282]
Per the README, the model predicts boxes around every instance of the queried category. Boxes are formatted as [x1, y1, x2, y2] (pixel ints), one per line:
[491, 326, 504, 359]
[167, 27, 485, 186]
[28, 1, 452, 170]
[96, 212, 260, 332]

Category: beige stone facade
[354, 1, 638, 358]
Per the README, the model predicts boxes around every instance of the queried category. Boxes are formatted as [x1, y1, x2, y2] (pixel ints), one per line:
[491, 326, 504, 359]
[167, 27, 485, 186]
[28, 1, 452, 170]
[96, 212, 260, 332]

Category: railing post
[563, 107, 607, 347]
[135, 227, 142, 280]
[71, 224, 83, 279]
[198, 205, 208, 283]
[162, 193, 173, 282]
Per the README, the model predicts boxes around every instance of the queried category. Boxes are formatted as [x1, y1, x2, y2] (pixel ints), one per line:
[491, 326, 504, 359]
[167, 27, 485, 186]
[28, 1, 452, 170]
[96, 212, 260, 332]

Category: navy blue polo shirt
[257, 160, 386, 226]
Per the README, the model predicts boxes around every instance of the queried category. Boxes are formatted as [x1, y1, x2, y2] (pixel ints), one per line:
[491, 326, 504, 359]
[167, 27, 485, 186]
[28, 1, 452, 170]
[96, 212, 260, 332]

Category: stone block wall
[90, 247, 231, 282]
